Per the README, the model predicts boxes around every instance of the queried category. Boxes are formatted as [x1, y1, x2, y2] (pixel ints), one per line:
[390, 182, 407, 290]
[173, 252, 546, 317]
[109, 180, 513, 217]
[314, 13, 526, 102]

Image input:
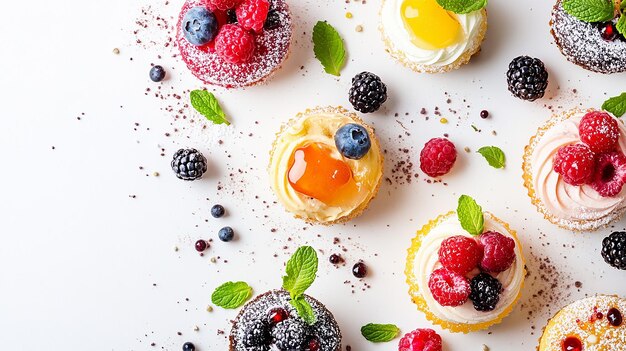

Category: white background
[1, 0, 625, 350]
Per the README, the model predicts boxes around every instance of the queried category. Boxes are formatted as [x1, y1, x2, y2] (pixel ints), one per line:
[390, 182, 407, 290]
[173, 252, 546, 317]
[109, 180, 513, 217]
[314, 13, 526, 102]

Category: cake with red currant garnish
[538, 295, 626, 351]
[176, 0, 292, 88]
[523, 109, 626, 231]
[268, 106, 383, 225]
[405, 195, 526, 333]
[550, 0, 626, 74]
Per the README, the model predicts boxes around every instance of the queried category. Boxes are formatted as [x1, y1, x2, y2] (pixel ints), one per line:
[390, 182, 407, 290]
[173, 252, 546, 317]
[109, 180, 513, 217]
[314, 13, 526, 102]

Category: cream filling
[269, 110, 383, 223]
[531, 112, 626, 222]
[380, 0, 485, 67]
[414, 213, 524, 324]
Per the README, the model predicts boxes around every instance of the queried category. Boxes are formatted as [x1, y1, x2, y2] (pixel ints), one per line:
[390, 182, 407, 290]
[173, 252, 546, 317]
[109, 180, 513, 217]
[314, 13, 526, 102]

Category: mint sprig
[312, 21, 346, 76]
[457, 195, 484, 236]
[436, 0, 487, 14]
[477, 146, 506, 169]
[617, 13, 626, 36]
[211, 281, 252, 309]
[282, 246, 319, 324]
[360, 323, 400, 343]
[603, 92, 626, 117]
[190, 90, 230, 126]
[562, 0, 615, 22]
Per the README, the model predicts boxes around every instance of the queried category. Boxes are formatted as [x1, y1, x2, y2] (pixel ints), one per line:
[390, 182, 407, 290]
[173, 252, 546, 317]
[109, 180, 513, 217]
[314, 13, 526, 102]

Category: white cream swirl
[413, 213, 524, 324]
[380, 0, 485, 67]
[531, 112, 626, 222]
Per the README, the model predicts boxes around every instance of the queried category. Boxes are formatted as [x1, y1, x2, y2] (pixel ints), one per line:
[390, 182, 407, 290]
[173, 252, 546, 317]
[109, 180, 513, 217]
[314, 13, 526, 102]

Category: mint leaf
[617, 13, 626, 37]
[282, 246, 318, 298]
[211, 281, 252, 309]
[436, 0, 487, 14]
[477, 146, 506, 169]
[290, 295, 316, 325]
[360, 323, 400, 343]
[603, 92, 626, 117]
[190, 90, 230, 126]
[457, 195, 484, 236]
[621, 0, 626, 10]
[312, 21, 346, 76]
[562, 0, 614, 22]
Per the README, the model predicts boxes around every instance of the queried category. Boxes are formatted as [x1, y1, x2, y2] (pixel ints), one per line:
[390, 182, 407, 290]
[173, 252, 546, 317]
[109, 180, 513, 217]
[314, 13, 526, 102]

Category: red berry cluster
[553, 111, 626, 197]
[428, 231, 515, 308]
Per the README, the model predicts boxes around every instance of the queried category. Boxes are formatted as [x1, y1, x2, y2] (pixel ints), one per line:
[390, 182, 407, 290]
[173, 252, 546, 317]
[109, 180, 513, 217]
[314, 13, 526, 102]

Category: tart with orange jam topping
[380, 0, 488, 73]
[269, 106, 383, 224]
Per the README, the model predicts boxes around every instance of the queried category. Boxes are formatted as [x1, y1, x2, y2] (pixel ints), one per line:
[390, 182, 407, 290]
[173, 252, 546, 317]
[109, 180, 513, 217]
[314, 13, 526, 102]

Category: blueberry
[334, 123, 371, 160]
[182, 342, 195, 351]
[211, 204, 225, 218]
[218, 226, 234, 242]
[182, 7, 218, 46]
[149, 65, 166, 82]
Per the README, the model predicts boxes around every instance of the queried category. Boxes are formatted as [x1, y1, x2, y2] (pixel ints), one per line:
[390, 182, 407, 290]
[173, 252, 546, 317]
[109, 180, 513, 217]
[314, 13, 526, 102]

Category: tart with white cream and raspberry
[405, 195, 526, 333]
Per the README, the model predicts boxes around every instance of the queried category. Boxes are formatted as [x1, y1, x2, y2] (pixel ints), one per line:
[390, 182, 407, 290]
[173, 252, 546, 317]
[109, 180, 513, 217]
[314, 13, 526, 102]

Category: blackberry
[271, 318, 308, 350]
[264, 9, 281, 30]
[506, 56, 548, 101]
[243, 319, 270, 347]
[348, 72, 387, 113]
[171, 148, 207, 181]
[469, 273, 502, 312]
[602, 231, 626, 270]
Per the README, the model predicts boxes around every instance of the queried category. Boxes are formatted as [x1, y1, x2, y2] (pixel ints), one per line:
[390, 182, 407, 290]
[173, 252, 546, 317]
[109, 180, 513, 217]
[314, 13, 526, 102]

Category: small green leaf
[282, 246, 318, 298]
[290, 296, 316, 325]
[562, 0, 614, 22]
[602, 92, 626, 117]
[617, 14, 626, 37]
[190, 90, 230, 125]
[360, 323, 400, 343]
[312, 21, 346, 76]
[477, 146, 506, 169]
[457, 195, 484, 236]
[211, 281, 252, 309]
[621, 0, 626, 10]
[436, 0, 487, 14]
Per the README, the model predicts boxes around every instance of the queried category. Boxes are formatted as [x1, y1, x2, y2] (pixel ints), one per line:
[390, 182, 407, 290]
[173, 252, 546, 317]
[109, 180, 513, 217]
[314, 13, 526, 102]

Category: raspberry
[215, 24, 256, 64]
[591, 152, 626, 197]
[236, 0, 270, 33]
[206, 0, 243, 10]
[438, 235, 482, 275]
[419, 138, 457, 177]
[553, 144, 596, 186]
[478, 231, 516, 273]
[428, 268, 470, 307]
[579, 111, 620, 153]
[398, 328, 442, 351]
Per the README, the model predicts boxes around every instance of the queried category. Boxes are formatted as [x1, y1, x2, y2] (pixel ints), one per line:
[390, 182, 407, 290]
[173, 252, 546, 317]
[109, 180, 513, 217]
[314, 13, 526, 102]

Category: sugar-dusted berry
[579, 111, 620, 153]
[428, 268, 470, 307]
[553, 144, 596, 186]
[438, 235, 482, 275]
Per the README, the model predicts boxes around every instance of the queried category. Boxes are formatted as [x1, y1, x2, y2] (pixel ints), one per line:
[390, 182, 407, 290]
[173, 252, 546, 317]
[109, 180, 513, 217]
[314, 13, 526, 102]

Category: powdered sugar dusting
[177, 0, 292, 88]
[550, 1, 626, 74]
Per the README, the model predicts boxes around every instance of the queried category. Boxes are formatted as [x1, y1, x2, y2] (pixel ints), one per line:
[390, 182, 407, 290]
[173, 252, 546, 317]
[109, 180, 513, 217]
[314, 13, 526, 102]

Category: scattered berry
[480, 110, 489, 119]
[591, 152, 626, 197]
[334, 123, 371, 160]
[398, 328, 442, 351]
[171, 148, 208, 181]
[215, 24, 256, 64]
[478, 231, 516, 273]
[236, 0, 270, 33]
[329, 254, 344, 264]
[242, 319, 269, 346]
[211, 204, 225, 218]
[428, 268, 470, 307]
[579, 111, 620, 153]
[218, 226, 235, 242]
[553, 144, 596, 186]
[182, 342, 195, 351]
[207, 0, 243, 10]
[264, 9, 281, 30]
[506, 56, 549, 101]
[182, 7, 219, 46]
[438, 235, 483, 275]
[600, 22, 618, 41]
[352, 262, 367, 278]
[268, 307, 289, 325]
[149, 65, 166, 82]
[348, 72, 388, 113]
[469, 273, 502, 312]
[195, 239, 208, 252]
[601, 231, 626, 270]
[419, 138, 457, 177]
[271, 319, 308, 350]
